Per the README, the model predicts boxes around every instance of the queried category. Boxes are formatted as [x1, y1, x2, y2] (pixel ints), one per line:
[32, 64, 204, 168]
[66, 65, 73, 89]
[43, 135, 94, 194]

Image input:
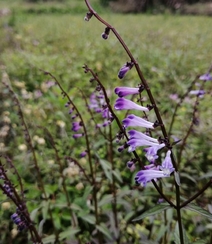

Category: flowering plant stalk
[84, 0, 212, 243]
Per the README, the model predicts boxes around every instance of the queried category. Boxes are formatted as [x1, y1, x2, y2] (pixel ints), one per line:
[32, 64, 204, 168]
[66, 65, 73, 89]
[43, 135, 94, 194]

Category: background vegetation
[0, 0, 212, 243]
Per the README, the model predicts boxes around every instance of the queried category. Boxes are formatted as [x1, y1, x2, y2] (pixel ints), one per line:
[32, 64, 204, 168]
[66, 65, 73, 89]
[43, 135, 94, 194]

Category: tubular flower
[135, 150, 175, 186]
[189, 90, 205, 97]
[118, 62, 134, 79]
[144, 143, 166, 163]
[127, 138, 159, 152]
[128, 130, 158, 143]
[114, 98, 149, 112]
[122, 114, 154, 129]
[114, 87, 141, 97]
[199, 73, 212, 81]
[160, 150, 175, 174]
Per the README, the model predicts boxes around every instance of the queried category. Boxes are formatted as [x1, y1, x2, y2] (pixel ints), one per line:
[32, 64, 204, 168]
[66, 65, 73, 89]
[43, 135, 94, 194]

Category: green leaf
[193, 241, 207, 244]
[42, 234, 56, 244]
[132, 203, 171, 221]
[112, 169, 123, 183]
[180, 172, 197, 183]
[199, 171, 212, 179]
[96, 223, 113, 240]
[38, 219, 46, 236]
[184, 203, 212, 220]
[99, 159, 112, 182]
[30, 207, 40, 221]
[174, 171, 181, 186]
[59, 228, 80, 241]
[174, 222, 189, 244]
[79, 214, 95, 225]
[98, 194, 113, 207]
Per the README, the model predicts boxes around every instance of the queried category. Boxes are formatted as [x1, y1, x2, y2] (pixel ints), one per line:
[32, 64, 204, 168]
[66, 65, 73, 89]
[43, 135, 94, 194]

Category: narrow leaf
[132, 203, 171, 221]
[79, 214, 95, 225]
[59, 228, 80, 241]
[174, 171, 181, 186]
[112, 169, 123, 183]
[174, 222, 189, 244]
[184, 204, 212, 220]
[96, 224, 113, 240]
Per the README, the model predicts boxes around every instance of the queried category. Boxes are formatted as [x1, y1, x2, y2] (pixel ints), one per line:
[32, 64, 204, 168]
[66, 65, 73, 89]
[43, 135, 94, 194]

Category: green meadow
[1, 1, 212, 243]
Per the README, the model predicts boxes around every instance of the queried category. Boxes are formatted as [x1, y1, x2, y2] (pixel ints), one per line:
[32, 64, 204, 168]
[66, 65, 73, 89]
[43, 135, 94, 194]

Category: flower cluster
[114, 84, 175, 186]
[11, 208, 28, 231]
[89, 91, 114, 128]
[65, 102, 86, 157]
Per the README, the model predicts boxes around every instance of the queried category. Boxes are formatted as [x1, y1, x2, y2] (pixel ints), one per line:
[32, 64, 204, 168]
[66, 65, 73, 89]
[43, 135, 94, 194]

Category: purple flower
[135, 168, 169, 186]
[189, 90, 205, 97]
[199, 73, 212, 81]
[114, 87, 140, 97]
[135, 150, 175, 186]
[72, 122, 82, 132]
[73, 133, 84, 139]
[122, 114, 154, 129]
[144, 143, 166, 163]
[160, 150, 175, 174]
[128, 130, 158, 143]
[114, 98, 149, 112]
[118, 62, 134, 79]
[127, 138, 159, 152]
[80, 151, 87, 157]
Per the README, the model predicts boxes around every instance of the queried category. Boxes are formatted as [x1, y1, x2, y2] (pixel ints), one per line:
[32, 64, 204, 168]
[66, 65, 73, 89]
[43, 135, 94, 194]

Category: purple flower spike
[114, 87, 140, 97]
[72, 122, 82, 132]
[127, 138, 159, 152]
[122, 114, 154, 129]
[114, 98, 149, 112]
[160, 150, 175, 174]
[199, 73, 212, 81]
[128, 130, 158, 143]
[135, 169, 169, 186]
[118, 62, 134, 79]
[144, 143, 166, 163]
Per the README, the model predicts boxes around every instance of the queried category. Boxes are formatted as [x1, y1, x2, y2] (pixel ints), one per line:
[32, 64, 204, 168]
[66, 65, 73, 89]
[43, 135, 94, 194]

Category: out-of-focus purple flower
[199, 73, 212, 81]
[73, 133, 84, 139]
[118, 62, 134, 79]
[122, 114, 154, 129]
[114, 98, 149, 112]
[34, 90, 42, 98]
[160, 150, 175, 174]
[189, 90, 205, 97]
[72, 122, 82, 132]
[127, 138, 159, 152]
[128, 130, 158, 143]
[127, 160, 136, 171]
[80, 151, 87, 157]
[144, 143, 166, 163]
[114, 87, 141, 97]
[11, 212, 27, 231]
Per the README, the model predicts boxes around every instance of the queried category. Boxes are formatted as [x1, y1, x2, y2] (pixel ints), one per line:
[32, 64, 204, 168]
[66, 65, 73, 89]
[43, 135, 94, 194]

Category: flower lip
[114, 98, 149, 111]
